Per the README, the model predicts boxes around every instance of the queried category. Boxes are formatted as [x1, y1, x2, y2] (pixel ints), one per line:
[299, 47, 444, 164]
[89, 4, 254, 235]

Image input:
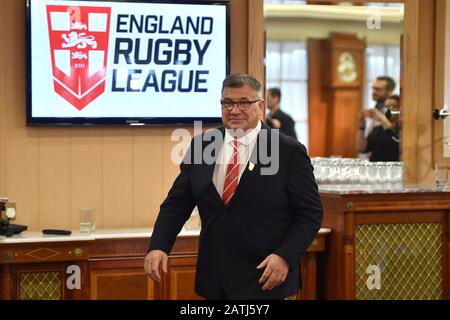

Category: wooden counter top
[0, 227, 331, 244]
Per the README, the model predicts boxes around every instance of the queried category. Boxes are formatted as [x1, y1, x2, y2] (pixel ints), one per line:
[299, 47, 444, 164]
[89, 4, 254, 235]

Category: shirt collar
[225, 121, 261, 146]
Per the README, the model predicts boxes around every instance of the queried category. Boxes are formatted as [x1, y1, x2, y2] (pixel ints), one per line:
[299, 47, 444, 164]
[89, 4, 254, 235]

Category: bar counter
[319, 184, 450, 300]
[0, 228, 330, 300]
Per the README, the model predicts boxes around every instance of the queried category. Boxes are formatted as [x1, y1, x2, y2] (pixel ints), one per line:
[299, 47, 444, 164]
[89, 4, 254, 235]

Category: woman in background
[357, 95, 401, 162]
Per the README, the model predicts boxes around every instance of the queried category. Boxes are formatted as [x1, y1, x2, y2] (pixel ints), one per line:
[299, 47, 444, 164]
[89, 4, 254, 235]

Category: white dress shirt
[212, 121, 262, 198]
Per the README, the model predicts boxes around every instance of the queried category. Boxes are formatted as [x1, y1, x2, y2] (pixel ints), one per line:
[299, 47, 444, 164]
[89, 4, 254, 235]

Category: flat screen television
[26, 0, 229, 126]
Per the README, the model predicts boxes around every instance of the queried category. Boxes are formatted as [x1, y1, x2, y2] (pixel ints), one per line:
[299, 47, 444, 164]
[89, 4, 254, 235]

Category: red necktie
[223, 139, 239, 205]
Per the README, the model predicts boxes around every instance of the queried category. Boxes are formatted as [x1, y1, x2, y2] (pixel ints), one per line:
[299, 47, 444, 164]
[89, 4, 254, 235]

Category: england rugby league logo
[46, 5, 111, 110]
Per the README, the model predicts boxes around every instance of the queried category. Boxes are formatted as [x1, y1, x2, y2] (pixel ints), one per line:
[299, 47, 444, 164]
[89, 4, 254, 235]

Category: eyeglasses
[220, 99, 260, 111]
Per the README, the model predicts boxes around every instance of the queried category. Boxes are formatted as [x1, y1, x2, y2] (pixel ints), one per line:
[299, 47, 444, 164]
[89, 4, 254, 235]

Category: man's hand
[367, 108, 393, 130]
[144, 250, 168, 282]
[367, 108, 384, 121]
[256, 254, 289, 291]
[271, 118, 281, 129]
[361, 109, 372, 118]
[359, 109, 370, 126]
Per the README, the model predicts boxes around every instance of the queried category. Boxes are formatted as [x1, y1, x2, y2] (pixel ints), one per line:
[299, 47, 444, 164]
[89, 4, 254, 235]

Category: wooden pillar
[299, 253, 318, 300]
[0, 265, 12, 300]
[230, 0, 264, 80]
[229, 0, 265, 117]
[308, 39, 329, 157]
[402, 0, 436, 183]
[247, 0, 265, 85]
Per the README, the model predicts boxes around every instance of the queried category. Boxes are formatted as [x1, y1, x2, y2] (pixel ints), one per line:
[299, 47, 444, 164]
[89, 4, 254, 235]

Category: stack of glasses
[311, 158, 404, 189]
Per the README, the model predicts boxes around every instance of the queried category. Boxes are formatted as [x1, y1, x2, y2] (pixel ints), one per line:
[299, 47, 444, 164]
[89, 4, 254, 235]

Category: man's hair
[377, 76, 396, 92]
[387, 94, 400, 107]
[268, 87, 281, 100]
[222, 73, 262, 97]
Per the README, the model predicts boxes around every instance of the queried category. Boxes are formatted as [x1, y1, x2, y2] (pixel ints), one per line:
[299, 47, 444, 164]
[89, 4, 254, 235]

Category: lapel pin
[248, 162, 255, 171]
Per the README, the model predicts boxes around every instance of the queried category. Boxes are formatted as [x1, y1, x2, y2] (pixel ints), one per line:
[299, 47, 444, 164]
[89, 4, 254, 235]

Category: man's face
[221, 85, 264, 132]
[372, 80, 391, 102]
[384, 97, 399, 109]
[385, 97, 400, 125]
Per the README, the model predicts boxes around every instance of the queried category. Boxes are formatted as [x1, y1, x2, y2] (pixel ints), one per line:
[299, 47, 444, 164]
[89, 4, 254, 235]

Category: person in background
[362, 76, 396, 135]
[266, 88, 298, 140]
[144, 73, 323, 300]
[357, 95, 401, 162]
[371, 76, 396, 112]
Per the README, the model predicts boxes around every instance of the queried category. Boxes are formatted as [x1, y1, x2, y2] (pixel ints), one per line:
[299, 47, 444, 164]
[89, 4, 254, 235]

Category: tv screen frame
[26, 0, 230, 126]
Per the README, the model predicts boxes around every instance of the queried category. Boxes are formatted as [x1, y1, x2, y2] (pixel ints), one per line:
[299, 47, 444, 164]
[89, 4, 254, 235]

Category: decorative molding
[264, 4, 404, 23]
[25, 248, 61, 261]
[348, 200, 450, 212]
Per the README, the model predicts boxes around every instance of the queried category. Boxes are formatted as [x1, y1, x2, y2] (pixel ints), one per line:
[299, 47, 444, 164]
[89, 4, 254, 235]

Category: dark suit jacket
[149, 123, 323, 299]
[266, 110, 298, 140]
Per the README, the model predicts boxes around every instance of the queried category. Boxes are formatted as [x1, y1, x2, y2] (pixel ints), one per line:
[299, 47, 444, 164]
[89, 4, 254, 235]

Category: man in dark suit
[266, 87, 298, 140]
[144, 73, 323, 300]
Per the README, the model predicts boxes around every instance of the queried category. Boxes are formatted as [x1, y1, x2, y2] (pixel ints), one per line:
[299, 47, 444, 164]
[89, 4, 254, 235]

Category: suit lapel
[203, 127, 225, 206]
[205, 161, 223, 205]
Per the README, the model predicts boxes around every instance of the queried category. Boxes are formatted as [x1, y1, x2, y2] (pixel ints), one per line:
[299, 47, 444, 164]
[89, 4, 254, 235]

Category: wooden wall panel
[3, 123, 39, 231]
[168, 267, 200, 300]
[403, 0, 436, 184]
[102, 129, 134, 228]
[70, 128, 102, 230]
[91, 270, 153, 300]
[0, 0, 5, 196]
[434, 0, 446, 164]
[89, 258, 155, 300]
[133, 128, 165, 227]
[230, 0, 248, 74]
[38, 129, 71, 229]
[165, 256, 202, 300]
[248, 0, 265, 84]
[433, 0, 450, 170]
[2, 0, 39, 230]
[411, 1, 435, 185]
[308, 39, 328, 157]
[162, 128, 183, 201]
